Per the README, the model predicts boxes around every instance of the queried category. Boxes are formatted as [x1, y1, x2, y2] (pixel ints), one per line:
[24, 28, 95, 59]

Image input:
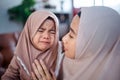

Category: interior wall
[0, 0, 23, 34]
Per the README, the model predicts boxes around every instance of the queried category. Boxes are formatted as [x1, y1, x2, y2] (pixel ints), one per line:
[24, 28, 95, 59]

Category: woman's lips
[64, 48, 68, 51]
[61, 42, 64, 52]
[62, 43, 67, 52]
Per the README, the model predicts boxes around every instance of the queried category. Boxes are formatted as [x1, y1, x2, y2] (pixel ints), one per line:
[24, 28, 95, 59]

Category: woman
[58, 6, 120, 80]
[1, 10, 59, 80]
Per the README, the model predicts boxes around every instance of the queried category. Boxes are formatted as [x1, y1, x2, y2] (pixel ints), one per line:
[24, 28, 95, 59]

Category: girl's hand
[31, 59, 53, 80]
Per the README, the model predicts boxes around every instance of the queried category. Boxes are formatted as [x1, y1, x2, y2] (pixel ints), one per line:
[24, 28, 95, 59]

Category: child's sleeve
[1, 56, 20, 80]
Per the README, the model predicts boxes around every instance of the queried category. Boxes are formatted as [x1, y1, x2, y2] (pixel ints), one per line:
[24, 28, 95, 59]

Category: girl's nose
[43, 32, 50, 39]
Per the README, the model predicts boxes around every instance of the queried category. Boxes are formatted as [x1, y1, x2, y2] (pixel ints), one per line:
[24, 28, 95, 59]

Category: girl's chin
[39, 46, 49, 52]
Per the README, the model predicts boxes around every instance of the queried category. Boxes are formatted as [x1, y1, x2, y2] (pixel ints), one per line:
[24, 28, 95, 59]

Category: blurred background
[0, 0, 120, 34]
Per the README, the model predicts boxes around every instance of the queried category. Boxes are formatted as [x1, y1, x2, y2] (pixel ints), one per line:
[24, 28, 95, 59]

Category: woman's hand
[31, 59, 53, 80]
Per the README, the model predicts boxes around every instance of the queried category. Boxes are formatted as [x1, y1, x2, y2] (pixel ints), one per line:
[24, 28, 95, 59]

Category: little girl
[2, 10, 59, 80]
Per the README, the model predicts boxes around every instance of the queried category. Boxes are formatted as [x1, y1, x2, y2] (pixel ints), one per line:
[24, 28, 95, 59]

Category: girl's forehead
[39, 19, 55, 29]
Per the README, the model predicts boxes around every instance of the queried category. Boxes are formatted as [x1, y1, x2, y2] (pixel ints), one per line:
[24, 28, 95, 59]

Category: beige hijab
[15, 10, 59, 77]
[59, 6, 120, 80]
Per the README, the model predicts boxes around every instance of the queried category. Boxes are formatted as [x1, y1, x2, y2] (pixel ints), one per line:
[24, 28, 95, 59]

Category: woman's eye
[69, 34, 73, 38]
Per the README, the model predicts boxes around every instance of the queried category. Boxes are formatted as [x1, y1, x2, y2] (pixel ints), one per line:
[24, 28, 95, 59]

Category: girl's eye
[38, 29, 44, 32]
[50, 30, 56, 34]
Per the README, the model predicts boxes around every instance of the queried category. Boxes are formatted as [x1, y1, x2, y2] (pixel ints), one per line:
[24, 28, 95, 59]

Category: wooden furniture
[0, 31, 21, 78]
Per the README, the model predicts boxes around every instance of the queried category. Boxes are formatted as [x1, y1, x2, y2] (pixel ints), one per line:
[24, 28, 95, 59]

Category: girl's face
[32, 19, 56, 52]
[62, 15, 80, 59]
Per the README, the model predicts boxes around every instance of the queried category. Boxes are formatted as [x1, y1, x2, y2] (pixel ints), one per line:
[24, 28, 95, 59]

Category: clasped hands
[31, 59, 53, 80]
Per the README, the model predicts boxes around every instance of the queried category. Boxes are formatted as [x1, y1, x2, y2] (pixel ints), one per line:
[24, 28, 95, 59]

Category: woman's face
[62, 15, 80, 59]
[32, 18, 56, 52]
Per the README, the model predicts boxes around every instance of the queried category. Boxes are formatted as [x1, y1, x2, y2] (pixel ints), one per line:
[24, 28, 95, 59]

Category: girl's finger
[40, 59, 52, 80]
[31, 72, 37, 80]
[34, 59, 46, 80]
[32, 62, 41, 79]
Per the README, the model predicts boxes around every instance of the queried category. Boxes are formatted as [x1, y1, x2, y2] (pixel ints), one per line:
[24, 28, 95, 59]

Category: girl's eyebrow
[70, 28, 76, 35]
[39, 27, 55, 31]
[39, 27, 45, 30]
[50, 26, 56, 30]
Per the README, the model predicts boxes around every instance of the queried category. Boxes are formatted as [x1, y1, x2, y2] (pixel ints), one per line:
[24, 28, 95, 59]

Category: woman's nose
[62, 34, 67, 44]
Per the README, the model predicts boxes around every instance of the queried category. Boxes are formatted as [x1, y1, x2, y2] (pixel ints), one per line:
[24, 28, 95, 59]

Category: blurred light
[73, 0, 94, 8]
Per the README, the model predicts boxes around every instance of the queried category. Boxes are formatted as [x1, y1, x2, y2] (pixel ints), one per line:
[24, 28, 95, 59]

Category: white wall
[73, 0, 120, 14]
[0, 0, 23, 33]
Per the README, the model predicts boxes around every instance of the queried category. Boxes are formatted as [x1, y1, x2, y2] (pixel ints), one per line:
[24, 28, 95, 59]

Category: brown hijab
[15, 10, 59, 77]
[59, 6, 120, 80]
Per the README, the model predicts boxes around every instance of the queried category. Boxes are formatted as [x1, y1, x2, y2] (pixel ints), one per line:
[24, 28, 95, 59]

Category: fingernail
[32, 63, 35, 66]
[34, 59, 38, 63]
[40, 59, 43, 62]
